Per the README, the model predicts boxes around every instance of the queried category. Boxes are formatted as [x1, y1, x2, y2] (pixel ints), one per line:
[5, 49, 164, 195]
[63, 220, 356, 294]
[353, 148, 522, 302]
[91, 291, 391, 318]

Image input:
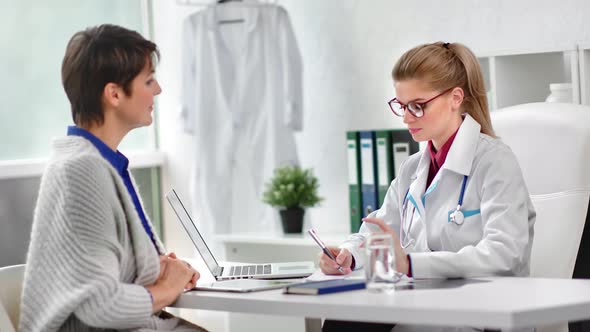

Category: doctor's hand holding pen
[310, 228, 354, 275]
[318, 218, 410, 276]
[318, 247, 354, 275]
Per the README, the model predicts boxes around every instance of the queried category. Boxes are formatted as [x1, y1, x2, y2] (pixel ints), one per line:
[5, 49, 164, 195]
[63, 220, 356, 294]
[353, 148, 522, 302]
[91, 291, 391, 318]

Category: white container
[545, 83, 573, 103]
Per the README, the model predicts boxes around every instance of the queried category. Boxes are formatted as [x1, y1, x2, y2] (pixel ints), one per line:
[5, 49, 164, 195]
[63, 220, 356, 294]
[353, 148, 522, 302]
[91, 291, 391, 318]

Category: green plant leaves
[262, 165, 323, 209]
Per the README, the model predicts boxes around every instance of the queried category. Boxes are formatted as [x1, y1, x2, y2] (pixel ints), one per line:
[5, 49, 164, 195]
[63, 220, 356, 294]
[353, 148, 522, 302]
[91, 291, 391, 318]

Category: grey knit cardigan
[19, 136, 196, 332]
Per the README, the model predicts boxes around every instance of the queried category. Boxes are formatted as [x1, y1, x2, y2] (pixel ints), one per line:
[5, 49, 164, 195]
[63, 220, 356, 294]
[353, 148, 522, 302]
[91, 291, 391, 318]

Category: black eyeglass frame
[388, 88, 453, 118]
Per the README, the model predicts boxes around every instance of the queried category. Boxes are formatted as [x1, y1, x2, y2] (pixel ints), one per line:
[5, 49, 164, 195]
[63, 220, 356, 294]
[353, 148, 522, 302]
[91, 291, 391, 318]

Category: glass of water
[365, 233, 400, 292]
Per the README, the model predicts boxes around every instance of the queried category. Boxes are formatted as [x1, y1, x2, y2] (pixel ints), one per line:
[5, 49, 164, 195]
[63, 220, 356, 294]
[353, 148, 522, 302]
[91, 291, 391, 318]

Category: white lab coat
[181, 3, 303, 240]
[341, 114, 536, 332]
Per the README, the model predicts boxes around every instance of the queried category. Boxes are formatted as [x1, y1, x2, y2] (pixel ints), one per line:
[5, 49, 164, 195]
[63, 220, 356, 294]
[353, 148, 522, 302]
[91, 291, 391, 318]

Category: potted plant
[262, 165, 323, 233]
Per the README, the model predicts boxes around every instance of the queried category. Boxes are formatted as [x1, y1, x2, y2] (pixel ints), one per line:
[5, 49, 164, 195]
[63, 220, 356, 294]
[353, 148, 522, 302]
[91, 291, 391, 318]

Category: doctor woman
[320, 42, 536, 332]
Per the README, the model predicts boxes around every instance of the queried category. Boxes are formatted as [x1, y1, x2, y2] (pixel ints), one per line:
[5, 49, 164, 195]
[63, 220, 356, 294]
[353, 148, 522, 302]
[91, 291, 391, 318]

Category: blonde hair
[392, 42, 495, 137]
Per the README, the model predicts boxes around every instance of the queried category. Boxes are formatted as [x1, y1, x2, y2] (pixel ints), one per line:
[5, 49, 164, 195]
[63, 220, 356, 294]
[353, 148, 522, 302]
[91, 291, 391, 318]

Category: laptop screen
[165, 189, 221, 276]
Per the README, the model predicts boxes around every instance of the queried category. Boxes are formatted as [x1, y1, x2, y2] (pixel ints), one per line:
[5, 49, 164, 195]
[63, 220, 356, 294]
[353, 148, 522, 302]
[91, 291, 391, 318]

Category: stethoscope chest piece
[450, 207, 464, 225]
[449, 175, 469, 225]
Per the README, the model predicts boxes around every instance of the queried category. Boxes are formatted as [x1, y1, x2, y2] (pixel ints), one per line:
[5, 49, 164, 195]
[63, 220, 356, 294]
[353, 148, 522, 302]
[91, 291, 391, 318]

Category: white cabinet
[215, 233, 347, 265]
[477, 44, 580, 110]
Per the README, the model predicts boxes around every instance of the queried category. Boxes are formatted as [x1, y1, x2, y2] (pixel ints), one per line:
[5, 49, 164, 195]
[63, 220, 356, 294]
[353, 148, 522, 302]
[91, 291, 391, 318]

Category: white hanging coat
[181, 3, 303, 239]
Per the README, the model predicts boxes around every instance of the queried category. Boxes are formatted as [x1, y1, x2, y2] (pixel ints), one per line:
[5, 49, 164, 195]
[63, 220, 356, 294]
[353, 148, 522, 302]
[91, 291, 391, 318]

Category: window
[0, 0, 153, 159]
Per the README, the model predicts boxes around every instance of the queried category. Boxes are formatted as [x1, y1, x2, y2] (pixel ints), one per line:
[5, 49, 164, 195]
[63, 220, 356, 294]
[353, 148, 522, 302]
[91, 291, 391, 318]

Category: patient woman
[20, 24, 207, 332]
[320, 42, 536, 332]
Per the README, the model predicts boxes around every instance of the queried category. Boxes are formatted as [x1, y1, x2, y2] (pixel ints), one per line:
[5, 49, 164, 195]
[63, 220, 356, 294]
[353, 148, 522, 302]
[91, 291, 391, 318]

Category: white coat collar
[408, 113, 481, 182]
[406, 114, 481, 216]
[442, 113, 481, 176]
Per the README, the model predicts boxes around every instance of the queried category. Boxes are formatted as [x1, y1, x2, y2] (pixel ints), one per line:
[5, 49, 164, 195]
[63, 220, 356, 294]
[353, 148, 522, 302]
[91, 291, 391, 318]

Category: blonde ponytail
[392, 42, 495, 137]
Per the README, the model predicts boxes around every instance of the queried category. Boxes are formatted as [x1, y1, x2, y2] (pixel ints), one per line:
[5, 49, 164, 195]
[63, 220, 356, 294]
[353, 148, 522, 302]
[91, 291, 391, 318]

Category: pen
[308, 228, 345, 273]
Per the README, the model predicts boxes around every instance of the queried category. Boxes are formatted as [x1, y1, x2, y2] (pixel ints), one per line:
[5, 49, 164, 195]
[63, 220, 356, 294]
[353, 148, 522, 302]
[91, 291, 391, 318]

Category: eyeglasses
[388, 88, 453, 118]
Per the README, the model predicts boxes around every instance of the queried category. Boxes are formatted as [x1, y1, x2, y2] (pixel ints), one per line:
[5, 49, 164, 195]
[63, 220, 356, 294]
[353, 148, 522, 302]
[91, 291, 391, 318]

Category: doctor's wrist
[406, 255, 413, 278]
[396, 252, 410, 276]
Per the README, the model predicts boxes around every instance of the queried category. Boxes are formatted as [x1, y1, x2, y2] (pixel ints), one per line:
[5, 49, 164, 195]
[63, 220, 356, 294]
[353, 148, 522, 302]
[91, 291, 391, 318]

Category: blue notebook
[284, 279, 366, 295]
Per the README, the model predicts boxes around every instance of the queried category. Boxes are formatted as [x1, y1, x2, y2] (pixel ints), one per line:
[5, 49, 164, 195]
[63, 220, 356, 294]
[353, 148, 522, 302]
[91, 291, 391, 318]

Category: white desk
[173, 277, 590, 331]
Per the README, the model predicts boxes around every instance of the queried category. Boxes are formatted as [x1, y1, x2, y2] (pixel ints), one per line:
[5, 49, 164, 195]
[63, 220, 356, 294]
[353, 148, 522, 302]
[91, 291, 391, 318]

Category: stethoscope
[400, 175, 469, 249]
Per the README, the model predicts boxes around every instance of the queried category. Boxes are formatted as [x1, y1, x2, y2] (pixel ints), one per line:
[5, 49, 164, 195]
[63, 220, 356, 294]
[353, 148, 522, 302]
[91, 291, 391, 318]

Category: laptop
[165, 189, 316, 282]
[192, 278, 299, 293]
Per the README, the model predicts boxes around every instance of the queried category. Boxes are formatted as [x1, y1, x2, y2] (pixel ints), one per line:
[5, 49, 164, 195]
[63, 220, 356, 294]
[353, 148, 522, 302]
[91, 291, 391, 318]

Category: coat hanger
[175, 0, 277, 6]
[217, 0, 244, 24]
[176, 0, 278, 24]
[216, 0, 244, 25]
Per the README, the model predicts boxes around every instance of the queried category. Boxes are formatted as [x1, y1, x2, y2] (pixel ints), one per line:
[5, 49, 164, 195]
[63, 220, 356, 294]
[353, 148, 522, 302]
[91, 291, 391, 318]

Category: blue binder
[360, 131, 378, 217]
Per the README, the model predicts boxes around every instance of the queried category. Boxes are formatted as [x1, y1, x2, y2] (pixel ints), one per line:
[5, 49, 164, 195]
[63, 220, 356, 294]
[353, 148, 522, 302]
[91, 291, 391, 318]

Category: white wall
[153, 0, 590, 256]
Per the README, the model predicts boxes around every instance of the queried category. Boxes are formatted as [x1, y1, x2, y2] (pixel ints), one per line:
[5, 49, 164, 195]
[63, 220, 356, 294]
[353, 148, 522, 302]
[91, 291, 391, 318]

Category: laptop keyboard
[229, 264, 272, 276]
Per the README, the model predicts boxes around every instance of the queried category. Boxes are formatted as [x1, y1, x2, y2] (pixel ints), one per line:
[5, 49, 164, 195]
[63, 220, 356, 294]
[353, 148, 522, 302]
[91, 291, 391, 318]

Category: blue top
[67, 126, 159, 253]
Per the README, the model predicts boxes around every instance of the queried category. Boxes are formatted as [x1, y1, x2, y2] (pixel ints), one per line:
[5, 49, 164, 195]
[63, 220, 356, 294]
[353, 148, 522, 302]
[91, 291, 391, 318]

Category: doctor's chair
[491, 102, 590, 332]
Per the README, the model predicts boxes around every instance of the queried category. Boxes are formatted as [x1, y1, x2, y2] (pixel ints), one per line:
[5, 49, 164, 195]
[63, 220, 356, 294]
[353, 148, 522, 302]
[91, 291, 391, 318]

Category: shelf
[495, 51, 575, 108]
[477, 46, 580, 111]
[578, 43, 590, 105]
[478, 57, 492, 92]
[476, 43, 577, 58]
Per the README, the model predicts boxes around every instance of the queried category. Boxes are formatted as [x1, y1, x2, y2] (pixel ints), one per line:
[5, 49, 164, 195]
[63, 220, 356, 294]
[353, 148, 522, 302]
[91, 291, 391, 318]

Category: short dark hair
[61, 24, 160, 127]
